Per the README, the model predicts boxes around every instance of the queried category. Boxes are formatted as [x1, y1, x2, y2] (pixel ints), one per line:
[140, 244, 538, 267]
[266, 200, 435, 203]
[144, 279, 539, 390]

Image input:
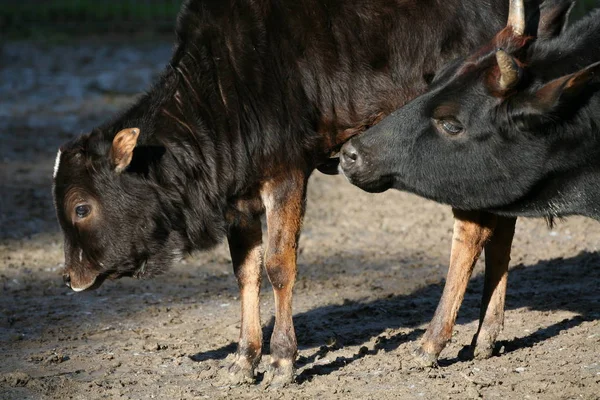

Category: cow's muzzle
[339, 141, 392, 193]
[340, 141, 363, 173]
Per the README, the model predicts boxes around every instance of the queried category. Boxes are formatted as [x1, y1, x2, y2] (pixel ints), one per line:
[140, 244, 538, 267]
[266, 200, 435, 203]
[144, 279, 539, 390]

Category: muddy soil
[0, 40, 598, 400]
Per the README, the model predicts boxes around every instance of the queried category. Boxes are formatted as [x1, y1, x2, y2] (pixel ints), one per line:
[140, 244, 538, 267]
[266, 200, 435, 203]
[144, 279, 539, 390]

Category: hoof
[469, 332, 497, 360]
[226, 356, 257, 386]
[473, 343, 495, 360]
[261, 358, 295, 389]
[407, 347, 439, 369]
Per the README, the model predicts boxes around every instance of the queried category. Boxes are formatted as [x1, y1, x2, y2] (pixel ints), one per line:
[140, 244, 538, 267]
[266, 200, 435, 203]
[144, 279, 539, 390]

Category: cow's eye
[75, 205, 91, 219]
[437, 118, 463, 135]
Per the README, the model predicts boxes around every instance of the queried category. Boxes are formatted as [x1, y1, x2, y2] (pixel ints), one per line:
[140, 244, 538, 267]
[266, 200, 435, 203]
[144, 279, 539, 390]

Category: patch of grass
[2, 1, 181, 19]
[0, 1, 182, 39]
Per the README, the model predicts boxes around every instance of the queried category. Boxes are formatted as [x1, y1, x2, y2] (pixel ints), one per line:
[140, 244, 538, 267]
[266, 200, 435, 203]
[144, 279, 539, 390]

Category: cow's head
[53, 128, 182, 291]
[340, 0, 596, 211]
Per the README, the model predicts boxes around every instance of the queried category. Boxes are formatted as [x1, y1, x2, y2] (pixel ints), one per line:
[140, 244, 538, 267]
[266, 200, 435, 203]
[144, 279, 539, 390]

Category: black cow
[342, 0, 596, 364]
[342, 4, 600, 221]
[52, 0, 571, 385]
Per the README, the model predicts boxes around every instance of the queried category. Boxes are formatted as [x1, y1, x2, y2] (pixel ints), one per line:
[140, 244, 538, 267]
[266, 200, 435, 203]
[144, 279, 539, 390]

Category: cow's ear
[110, 128, 140, 173]
[537, 0, 574, 40]
[530, 61, 600, 113]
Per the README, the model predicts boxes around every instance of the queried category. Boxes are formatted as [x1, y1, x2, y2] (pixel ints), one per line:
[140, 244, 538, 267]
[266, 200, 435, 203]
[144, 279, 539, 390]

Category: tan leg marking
[416, 210, 497, 365]
[260, 171, 307, 386]
[472, 216, 516, 359]
[227, 216, 263, 384]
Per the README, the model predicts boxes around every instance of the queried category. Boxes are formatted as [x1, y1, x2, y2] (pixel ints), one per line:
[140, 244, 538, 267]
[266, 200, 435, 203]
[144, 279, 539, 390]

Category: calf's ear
[110, 128, 140, 173]
[537, 0, 574, 39]
[531, 61, 600, 113]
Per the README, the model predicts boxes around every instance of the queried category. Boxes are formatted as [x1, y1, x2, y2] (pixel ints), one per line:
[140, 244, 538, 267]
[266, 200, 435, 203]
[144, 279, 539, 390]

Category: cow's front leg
[414, 210, 496, 367]
[470, 216, 516, 359]
[260, 172, 307, 387]
[227, 216, 263, 384]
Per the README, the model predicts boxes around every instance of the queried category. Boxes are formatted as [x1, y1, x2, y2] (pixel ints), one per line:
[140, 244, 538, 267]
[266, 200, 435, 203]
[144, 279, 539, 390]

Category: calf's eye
[438, 119, 463, 135]
[75, 205, 91, 219]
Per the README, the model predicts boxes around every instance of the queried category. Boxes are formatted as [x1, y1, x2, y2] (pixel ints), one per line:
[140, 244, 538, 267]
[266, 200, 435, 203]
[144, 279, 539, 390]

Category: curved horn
[507, 0, 526, 36]
[496, 50, 521, 90]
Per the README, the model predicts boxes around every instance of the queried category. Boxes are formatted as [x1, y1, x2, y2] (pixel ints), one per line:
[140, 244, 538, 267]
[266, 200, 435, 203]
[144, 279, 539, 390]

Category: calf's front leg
[227, 216, 264, 384]
[260, 171, 307, 387]
[415, 210, 496, 366]
[470, 216, 516, 359]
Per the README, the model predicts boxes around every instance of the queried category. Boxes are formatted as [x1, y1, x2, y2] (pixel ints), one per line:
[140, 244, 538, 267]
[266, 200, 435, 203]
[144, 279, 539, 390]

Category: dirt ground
[0, 40, 598, 400]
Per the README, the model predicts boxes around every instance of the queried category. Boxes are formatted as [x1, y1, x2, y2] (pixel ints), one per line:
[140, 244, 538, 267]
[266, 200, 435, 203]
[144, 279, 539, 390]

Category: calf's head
[53, 128, 181, 291]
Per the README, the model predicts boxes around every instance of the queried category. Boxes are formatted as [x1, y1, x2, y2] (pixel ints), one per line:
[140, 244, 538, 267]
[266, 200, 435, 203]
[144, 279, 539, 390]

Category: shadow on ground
[178, 251, 599, 381]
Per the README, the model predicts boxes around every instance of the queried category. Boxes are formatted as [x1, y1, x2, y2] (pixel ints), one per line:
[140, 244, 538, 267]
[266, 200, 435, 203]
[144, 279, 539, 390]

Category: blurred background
[1, 1, 600, 400]
[0, 0, 598, 39]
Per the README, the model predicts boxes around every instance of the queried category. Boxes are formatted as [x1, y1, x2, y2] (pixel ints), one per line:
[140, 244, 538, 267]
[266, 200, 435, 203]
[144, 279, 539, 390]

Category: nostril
[341, 142, 360, 164]
[63, 274, 71, 288]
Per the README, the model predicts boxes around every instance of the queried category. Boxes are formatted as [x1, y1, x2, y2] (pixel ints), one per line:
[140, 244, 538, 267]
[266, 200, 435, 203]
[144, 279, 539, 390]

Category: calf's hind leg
[415, 210, 496, 366]
[227, 216, 264, 384]
[260, 171, 307, 387]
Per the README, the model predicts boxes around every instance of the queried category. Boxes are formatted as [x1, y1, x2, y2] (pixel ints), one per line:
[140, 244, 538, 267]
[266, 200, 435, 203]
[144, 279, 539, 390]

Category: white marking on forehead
[79, 249, 83, 263]
[53, 149, 62, 179]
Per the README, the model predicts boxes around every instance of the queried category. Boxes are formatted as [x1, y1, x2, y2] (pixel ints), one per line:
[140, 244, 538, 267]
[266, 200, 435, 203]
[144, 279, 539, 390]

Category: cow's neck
[494, 102, 600, 220]
[102, 65, 236, 251]
[314, 0, 512, 153]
